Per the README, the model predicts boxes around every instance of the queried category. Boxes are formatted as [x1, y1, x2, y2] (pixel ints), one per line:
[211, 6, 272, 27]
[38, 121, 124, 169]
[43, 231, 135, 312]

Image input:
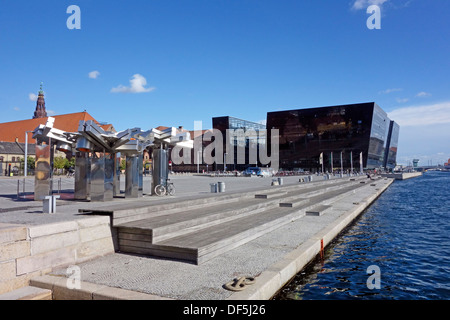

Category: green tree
[53, 156, 68, 175]
[120, 159, 126, 171]
[64, 157, 75, 170]
[19, 156, 35, 172]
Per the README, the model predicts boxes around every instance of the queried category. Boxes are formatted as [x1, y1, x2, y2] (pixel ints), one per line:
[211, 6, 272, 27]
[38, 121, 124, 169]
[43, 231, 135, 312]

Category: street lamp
[197, 150, 201, 174]
[350, 151, 353, 173]
[224, 153, 228, 172]
[24, 131, 33, 177]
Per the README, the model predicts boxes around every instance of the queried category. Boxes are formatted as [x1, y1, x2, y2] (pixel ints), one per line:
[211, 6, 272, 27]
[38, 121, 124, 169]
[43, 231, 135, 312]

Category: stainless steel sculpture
[32, 117, 193, 202]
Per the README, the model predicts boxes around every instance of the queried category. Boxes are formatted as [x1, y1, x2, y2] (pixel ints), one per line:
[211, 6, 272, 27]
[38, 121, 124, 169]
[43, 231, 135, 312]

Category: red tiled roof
[0, 111, 109, 144]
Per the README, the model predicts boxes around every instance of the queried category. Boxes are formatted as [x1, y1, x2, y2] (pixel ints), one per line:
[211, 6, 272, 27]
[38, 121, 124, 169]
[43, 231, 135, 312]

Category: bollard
[210, 183, 218, 193]
[43, 196, 52, 213]
[217, 181, 225, 193]
[43, 195, 61, 214]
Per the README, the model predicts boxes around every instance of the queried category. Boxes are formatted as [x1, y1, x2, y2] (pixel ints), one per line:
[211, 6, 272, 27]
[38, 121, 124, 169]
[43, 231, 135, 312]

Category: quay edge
[227, 178, 394, 300]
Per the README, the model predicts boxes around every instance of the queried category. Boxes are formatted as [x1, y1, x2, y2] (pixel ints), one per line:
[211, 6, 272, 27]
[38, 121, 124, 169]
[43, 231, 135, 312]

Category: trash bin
[210, 183, 218, 193]
[217, 182, 225, 193]
[277, 178, 283, 185]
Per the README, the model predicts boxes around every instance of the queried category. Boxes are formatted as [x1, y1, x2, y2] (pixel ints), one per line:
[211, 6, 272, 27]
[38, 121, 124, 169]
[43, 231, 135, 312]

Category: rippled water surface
[274, 171, 450, 300]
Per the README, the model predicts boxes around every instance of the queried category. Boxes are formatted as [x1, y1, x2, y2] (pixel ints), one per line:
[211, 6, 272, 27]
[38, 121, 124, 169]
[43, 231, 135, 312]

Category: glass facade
[212, 116, 266, 170]
[367, 104, 391, 169]
[266, 102, 399, 172]
[384, 121, 400, 169]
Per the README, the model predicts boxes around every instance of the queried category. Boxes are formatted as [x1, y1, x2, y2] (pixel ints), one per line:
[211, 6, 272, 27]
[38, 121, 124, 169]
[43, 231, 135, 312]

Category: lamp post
[224, 153, 228, 172]
[197, 150, 201, 174]
[330, 152, 333, 173]
[350, 151, 353, 174]
[24, 131, 33, 177]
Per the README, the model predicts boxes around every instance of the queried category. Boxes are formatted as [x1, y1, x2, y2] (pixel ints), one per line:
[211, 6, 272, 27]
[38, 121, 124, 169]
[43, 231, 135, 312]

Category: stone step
[305, 205, 332, 216]
[117, 182, 369, 264]
[118, 195, 286, 243]
[0, 286, 52, 300]
[119, 204, 306, 264]
[279, 198, 310, 208]
[80, 176, 363, 226]
[117, 179, 359, 244]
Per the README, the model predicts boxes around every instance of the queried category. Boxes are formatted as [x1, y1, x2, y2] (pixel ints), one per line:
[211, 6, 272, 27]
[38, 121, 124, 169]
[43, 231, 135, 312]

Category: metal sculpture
[32, 117, 193, 202]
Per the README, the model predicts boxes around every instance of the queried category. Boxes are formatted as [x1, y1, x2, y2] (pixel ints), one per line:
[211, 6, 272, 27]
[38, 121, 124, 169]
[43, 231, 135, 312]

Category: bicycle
[154, 178, 175, 196]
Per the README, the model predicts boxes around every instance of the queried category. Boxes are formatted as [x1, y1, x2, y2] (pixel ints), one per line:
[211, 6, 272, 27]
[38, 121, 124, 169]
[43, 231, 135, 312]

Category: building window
[12, 157, 15, 162]
[0, 156, 3, 162]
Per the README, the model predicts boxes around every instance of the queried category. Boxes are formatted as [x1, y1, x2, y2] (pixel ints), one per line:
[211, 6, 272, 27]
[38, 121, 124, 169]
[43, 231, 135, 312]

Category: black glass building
[266, 102, 399, 172]
[212, 116, 266, 171]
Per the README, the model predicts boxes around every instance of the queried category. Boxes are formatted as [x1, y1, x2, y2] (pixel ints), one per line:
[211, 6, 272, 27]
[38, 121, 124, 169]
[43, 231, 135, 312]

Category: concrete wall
[0, 216, 114, 295]
[381, 172, 422, 180]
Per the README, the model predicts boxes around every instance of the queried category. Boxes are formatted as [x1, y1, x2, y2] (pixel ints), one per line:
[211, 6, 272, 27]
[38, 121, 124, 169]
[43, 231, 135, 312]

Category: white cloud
[388, 101, 450, 127]
[88, 70, 100, 79]
[352, 0, 388, 10]
[111, 74, 155, 93]
[416, 91, 431, 97]
[29, 93, 38, 101]
[396, 98, 409, 103]
[13, 107, 20, 111]
[47, 110, 56, 116]
[379, 88, 402, 94]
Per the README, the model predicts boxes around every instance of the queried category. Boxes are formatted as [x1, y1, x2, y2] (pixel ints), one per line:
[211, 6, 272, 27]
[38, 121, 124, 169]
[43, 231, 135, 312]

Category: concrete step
[119, 204, 307, 264]
[279, 198, 310, 208]
[306, 204, 332, 216]
[117, 181, 369, 264]
[116, 179, 359, 244]
[118, 195, 286, 243]
[0, 286, 52, 300]
[80, 176, 363, 226]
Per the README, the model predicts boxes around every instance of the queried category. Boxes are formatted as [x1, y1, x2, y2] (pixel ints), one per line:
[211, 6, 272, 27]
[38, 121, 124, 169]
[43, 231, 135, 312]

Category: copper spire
[32, 82, 48, 119]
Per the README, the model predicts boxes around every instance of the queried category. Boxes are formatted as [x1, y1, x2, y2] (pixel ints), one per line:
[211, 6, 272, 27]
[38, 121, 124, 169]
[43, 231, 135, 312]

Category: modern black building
[266, 102, 399, 172]
[212, 116, 266, 171]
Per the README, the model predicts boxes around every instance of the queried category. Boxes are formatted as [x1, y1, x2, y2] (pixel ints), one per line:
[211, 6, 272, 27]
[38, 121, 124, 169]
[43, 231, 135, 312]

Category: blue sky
[0, 0, 449, 165]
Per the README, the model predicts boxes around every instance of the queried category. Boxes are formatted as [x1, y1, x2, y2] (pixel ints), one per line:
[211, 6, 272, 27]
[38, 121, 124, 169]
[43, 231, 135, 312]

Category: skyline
[1, 0, 449, 166]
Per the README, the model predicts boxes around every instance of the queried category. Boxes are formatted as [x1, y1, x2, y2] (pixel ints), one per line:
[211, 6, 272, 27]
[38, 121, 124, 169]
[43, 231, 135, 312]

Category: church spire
[32, 82, 48, 119]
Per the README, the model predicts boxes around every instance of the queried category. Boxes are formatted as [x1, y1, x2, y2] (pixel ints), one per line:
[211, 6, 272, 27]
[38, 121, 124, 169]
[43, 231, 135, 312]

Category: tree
[64, 157, 75, 170]
[54, 156, 68, 175]
[19, 156, 35, 171]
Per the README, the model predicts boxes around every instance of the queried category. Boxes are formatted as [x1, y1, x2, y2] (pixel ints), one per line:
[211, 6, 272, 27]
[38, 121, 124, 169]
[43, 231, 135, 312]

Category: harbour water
[274, 171, 450, 300]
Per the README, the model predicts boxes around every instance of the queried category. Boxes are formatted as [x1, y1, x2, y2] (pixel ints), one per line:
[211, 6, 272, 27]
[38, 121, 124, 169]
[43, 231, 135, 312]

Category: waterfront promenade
[0, 174, 393, 300]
